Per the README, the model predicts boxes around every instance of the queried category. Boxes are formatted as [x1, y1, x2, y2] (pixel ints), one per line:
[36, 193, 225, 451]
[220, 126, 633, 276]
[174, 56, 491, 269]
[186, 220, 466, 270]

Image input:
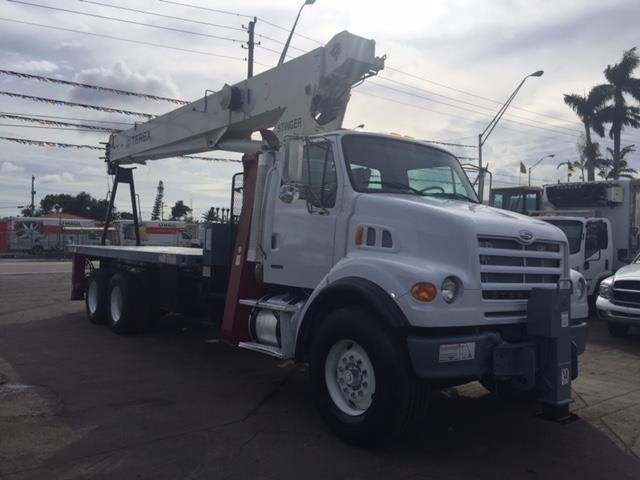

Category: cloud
[68, 63, 183, 105]
[0, 161, 25, 173]
[40, 172, 75, 184]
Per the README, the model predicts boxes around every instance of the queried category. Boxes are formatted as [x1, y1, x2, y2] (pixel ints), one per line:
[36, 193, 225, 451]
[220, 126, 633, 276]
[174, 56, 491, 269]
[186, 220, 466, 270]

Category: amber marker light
[411, 283, 437, 302]
[355, 225, 364, 245]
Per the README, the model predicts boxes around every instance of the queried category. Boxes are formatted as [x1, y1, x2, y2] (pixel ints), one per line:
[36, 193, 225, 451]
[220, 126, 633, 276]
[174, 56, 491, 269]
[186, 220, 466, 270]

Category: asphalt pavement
[0, 260, 639, 479]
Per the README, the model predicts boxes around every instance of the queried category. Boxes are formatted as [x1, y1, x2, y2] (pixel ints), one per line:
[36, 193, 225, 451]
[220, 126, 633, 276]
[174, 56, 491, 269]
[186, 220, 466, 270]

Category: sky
[1, 0, 640, 219]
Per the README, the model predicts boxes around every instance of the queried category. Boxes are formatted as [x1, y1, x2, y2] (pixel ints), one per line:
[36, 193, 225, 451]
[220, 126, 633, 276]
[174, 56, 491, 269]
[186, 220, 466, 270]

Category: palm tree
[170, 200, 192, 220]
[556, 160, 582, 182]
[597, 145, 637, 179]
[563, 86, 608, 181]
[599, 47, 640, 178]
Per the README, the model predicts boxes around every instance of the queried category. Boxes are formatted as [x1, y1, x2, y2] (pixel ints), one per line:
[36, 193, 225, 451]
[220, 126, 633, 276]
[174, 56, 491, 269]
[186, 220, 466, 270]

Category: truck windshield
[545, 219, 583, 254]
[341, 134, 478, 202]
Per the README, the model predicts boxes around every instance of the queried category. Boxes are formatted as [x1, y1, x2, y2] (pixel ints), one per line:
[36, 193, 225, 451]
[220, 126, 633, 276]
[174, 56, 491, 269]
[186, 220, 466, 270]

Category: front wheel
[309, 308, 428, 445]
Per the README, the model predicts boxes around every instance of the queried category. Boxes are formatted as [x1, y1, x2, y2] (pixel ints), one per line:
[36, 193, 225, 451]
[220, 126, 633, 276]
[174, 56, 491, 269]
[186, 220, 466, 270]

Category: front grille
[479, 236, 563, 301]
[612, 280, 640, 307]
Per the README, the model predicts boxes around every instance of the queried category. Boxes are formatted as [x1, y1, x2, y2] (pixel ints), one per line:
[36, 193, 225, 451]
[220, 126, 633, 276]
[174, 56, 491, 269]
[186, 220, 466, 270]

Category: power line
[0, 18, 246, 61]
[0, 91, 154, 118]
[78, 0, 245, 32]
[373, 76, 582, 136]
[0, 70, 188, 105]
[8, 1, 246, 44]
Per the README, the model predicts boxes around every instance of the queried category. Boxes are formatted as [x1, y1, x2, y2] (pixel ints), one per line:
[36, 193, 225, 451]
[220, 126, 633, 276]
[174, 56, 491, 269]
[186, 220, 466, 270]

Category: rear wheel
[107, 271, 148, 335]
[607, 322, 630, 337]
[85, 269, 111, 325]
[309, 308, 428, 445]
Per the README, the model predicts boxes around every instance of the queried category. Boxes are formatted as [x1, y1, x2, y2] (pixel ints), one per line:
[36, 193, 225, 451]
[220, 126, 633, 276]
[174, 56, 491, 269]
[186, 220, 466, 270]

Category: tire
[309, 308, 428, 445]
[31, 245, 44, 255]
[607, 322, 630, 337]
[85, 269, 111, 325]
[107, 271, 148, 335]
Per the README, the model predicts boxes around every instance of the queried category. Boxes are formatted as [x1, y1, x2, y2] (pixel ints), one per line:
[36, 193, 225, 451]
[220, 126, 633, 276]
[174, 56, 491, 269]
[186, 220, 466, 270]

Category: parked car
[596, 253, 640, 337]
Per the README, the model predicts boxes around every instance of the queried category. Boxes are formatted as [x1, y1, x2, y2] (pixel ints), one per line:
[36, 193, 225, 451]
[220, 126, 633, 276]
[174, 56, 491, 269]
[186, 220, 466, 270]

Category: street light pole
[277, 0, 316, 66]
[528, 154, 555, 186]
[477, 70, 544, 202]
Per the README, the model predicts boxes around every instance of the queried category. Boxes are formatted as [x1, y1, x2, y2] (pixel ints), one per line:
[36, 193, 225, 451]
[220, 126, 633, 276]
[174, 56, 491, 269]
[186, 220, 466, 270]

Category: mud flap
[527, 283, 574, 419]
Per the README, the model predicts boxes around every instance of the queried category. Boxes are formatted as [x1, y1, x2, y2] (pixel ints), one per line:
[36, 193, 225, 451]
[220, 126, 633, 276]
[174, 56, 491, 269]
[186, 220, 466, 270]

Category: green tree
[599, 47, 640, 179]
[202, 207, 219, 222]
[38, 192, 111, 220]
[563, 86, 608, 181]
[151, 180, 164, 220]
[170, 200, 192, 220]
[597, 145, 637, 179]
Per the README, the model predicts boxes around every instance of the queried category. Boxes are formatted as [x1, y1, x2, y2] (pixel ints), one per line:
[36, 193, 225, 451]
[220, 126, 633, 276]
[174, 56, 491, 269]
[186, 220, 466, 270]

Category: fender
[295, 276, 409, 361]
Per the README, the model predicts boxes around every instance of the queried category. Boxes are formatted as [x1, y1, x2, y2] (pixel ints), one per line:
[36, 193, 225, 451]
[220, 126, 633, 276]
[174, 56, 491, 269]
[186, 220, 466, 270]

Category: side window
[302, 142, 337, 208]
[585, 221, 606, 259]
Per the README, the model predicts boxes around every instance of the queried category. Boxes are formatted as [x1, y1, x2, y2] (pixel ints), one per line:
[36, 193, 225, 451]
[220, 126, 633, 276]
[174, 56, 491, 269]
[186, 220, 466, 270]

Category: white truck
[7, 216, 103, 254]
[596, 254, 640, 337]
[114, 220, 202, 248]
[68, 31, 587, 444]
[539, 180, 640, 303]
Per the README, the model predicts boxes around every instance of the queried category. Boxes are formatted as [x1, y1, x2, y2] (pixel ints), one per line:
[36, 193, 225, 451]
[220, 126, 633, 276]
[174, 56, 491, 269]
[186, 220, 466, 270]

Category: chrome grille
[478, 236, 563, 301]
[612, 280, 640, 307]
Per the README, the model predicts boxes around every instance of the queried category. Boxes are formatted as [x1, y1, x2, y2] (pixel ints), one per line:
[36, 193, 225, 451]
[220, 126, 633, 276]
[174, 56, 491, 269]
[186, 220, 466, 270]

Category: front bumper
[596, 296, 640, 326]
[406, 321, 587, 382]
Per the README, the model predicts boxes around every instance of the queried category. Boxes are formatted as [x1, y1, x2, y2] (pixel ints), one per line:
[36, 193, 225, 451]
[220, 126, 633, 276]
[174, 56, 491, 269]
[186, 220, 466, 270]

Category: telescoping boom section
[106, 31, 384, 169]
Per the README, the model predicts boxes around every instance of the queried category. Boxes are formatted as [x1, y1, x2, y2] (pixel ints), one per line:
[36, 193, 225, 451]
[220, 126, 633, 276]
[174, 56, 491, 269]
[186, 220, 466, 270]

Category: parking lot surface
[0, 261, 639, 479]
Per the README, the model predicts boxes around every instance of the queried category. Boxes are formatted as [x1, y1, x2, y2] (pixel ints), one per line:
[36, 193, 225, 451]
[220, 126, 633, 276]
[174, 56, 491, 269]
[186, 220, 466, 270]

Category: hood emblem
[518, 230, 534, 243]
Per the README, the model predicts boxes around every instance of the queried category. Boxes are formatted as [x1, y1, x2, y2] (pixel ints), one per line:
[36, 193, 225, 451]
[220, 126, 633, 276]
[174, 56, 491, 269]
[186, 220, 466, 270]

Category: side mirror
[285, 137, 305, 183]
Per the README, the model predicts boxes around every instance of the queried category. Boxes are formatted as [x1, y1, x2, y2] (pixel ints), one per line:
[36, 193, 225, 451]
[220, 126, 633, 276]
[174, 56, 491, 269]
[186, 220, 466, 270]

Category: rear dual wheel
[107, 271, 149, 335]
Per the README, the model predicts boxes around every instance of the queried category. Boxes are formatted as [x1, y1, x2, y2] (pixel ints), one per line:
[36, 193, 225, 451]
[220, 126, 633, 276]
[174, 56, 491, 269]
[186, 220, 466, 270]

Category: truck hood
[353, 194, 565, 243]
[610, 261, 640, 280]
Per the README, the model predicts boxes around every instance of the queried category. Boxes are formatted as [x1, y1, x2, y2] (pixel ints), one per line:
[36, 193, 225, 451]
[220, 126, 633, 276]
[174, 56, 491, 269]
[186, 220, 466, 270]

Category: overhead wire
[7, 0, 247, 44]
[0, 18, 246, 61]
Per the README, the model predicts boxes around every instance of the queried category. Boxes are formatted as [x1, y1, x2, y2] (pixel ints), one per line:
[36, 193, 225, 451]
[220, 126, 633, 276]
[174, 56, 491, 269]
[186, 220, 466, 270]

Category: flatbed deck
[68, 244, 203, 267]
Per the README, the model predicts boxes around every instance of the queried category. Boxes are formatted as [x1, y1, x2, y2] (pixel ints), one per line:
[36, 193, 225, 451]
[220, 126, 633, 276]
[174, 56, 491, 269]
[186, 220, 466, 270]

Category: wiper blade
[426, 191, 478, 203]
[365, 181, 426, 195]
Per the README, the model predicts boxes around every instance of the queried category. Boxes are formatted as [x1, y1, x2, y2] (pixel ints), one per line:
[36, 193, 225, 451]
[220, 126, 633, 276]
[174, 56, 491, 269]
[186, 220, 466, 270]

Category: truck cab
[537, 215, 613, 299]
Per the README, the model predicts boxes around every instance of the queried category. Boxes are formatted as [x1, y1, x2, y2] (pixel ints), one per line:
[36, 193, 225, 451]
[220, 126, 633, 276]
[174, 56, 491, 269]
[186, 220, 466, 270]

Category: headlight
[441, 277, 459, 304]
[599, 281, 612, 299]
[576, 277, 586, 300]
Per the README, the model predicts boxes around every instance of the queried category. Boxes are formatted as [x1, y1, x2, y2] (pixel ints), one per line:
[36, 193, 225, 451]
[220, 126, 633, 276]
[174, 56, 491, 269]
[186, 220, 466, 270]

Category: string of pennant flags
[0, 135, 242, 163]
[0, 69, 189, 105]
[0, 113, 121, 132]
[0, 91, 155, 119]
[0, 135, 103, 150]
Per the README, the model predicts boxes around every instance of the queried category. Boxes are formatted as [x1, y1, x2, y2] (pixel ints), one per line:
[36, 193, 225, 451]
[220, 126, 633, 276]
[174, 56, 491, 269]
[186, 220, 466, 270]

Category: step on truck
[69, 31, 587, 445]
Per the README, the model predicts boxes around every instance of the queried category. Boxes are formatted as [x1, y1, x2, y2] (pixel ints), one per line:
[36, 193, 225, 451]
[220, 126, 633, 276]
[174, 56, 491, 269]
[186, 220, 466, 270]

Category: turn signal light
[355, 225, 364, 245]
[411, 283, 437, 302]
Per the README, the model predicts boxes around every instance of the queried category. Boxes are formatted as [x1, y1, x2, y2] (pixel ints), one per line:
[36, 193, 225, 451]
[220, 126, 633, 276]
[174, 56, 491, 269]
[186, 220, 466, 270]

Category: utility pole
[30, 175, 35, 216]
[243, 17, 258, 79]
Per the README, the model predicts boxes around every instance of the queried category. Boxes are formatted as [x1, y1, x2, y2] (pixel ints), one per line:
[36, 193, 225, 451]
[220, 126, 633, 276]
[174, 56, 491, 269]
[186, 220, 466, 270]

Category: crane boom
[106, 31, 384, 170]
